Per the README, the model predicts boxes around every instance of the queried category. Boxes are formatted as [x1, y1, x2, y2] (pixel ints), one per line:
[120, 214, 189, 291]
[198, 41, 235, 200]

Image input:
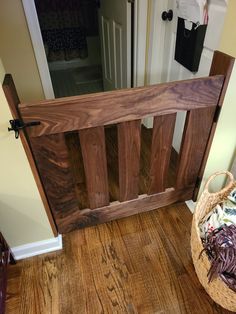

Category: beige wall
[199, 0, 236, 193]
[219, 0, 236, 57]
[0, 0, 44, 102]
[0, 60, 54, 247]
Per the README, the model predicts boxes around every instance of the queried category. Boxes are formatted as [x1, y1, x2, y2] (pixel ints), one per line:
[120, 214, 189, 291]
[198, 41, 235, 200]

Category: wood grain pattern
[105, 125, 177, 201]
[148, 114, 176, 194]
[210, 50, 235, 78]
[18, 75, 224, 137]
[118, 120, 141, 201]
[64, 133, 89, 209]
[138, 126, 153, 194]
[12, 52, 232, 233]
[137, 127, 178, 195]
[105, 126, 120, 202]
[2, 74, 57, 236]
[193, 51, 235, 200]
[27, 125, 178, 233]
[56, 187, 193, 232]
[30, 134, 79, 232]
[175, 107, 216, 189]
[79, 126, 109, 209]
[6, 203, 232, 314]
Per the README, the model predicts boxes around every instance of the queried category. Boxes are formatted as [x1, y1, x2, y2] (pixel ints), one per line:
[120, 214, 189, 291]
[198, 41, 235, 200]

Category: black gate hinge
[213, 105, 221, 123]
[8, 119, 40, 139]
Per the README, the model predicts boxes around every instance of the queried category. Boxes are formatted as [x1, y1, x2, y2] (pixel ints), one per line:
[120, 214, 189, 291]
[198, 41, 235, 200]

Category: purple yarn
[201, 224, 236, 292]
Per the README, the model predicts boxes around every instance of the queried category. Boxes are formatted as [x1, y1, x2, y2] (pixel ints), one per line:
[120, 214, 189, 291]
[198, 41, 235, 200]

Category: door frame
[132, 0, 148, 87]
[22, 0, 55, 99]
[22, 0, 148, 99]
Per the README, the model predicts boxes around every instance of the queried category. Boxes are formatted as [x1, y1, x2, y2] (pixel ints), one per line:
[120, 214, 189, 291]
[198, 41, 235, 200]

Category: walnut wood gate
[3, 51, 234, 234]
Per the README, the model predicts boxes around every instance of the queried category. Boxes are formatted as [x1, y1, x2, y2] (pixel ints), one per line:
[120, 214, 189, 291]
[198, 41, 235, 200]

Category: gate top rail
[18, 75, 224, 137]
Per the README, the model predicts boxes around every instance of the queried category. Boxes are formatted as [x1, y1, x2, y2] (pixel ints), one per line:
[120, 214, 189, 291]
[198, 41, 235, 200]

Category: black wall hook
[8, 119, 40, 139]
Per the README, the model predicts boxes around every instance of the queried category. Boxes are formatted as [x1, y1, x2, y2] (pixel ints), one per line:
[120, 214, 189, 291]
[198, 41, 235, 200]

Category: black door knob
[162, 9, 173, 21]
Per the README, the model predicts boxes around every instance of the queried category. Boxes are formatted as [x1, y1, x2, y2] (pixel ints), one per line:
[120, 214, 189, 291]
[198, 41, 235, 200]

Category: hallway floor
[50, 65, 103, 97]
[6, 203, 231, 314]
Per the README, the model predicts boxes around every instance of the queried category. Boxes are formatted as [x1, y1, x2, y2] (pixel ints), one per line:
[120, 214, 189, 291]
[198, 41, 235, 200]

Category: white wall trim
[146, 0, 168, 85]
[11, 235, 62, 260]
[126, 1, 132, 88]
[185, 200, 196, 213]
[22, 0, 55, 99]
[133, 0, 152, 128]
[133, 0, 148, 88]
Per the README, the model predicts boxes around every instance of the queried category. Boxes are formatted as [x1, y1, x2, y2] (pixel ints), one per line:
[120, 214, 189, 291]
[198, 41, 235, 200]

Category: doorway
[23, 0, 133, 99]
[34, 0, 103, 97]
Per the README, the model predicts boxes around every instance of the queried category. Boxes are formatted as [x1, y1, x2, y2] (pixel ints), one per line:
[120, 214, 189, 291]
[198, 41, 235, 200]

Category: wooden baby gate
[3, 51, 234, 234]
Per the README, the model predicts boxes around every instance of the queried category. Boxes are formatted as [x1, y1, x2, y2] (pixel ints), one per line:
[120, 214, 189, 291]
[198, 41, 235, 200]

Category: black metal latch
[8, 119, 40, 139]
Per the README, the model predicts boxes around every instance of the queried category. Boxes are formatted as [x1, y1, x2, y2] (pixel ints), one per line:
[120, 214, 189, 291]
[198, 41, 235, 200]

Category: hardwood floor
[5, 203, 232, 314]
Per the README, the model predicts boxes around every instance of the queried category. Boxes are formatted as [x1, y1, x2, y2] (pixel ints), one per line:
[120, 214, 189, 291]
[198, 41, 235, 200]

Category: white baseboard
[185, 200, 196, 213]
[11, 235, 63, 260]
[142, 117, 154, 129]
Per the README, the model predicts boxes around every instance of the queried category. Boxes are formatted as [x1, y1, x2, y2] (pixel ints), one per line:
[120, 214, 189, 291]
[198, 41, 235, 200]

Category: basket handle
[195, 171, 235, 222]
[203, 171, 235, 197]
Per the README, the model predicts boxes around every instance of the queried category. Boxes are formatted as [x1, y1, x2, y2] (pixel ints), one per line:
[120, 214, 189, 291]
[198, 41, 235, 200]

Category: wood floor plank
[6, 204, 232, 314]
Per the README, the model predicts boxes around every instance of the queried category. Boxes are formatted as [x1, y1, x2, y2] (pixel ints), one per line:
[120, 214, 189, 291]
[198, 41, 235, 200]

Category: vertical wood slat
[118, 120, 141, 201]
[192, 51, 235, 200]
[65, 133, 89, 209]
[79, 126, 109, 209]
[105, 126, 119, 202]
[2, 74, 58, 235]
[148, 114, 176, 194]
[175, 107, 216, 189]
[30, 134, 79, 233]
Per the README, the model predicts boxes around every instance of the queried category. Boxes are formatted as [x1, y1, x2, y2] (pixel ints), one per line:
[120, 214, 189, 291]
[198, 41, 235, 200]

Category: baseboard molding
[142, 117, 154, 129]
[11, 235, 62, 260]
[185, 200, 196, 213]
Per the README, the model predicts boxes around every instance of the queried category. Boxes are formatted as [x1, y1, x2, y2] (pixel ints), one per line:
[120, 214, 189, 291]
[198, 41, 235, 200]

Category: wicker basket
[191, 171, 236, 311]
